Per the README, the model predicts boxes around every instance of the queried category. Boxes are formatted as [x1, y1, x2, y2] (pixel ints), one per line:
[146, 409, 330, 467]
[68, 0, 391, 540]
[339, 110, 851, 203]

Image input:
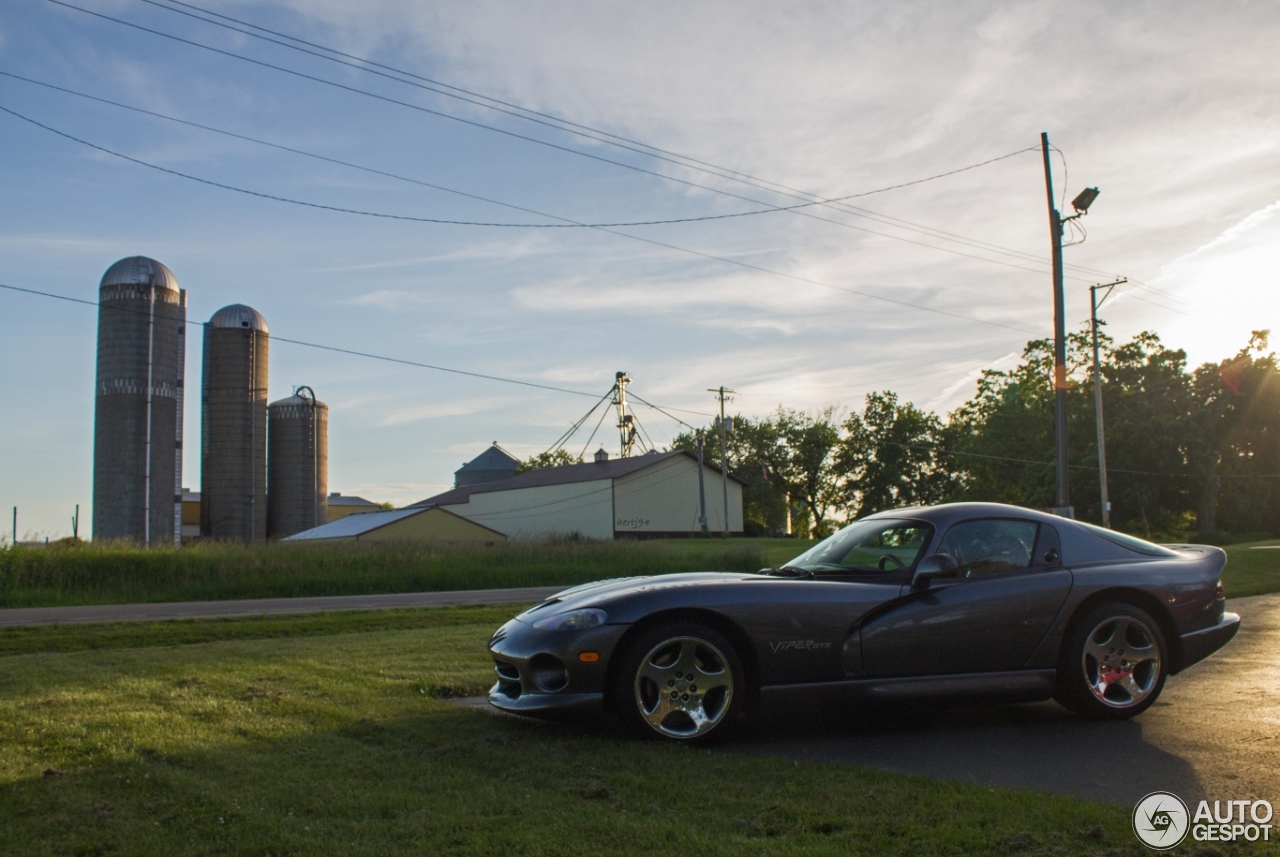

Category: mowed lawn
[0, 606, 1209, 857]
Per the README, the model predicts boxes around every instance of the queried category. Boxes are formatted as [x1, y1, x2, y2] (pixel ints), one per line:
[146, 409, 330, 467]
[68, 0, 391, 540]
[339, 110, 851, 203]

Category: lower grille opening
[529, 654, 569, 693]
[494, 660, 520, 682]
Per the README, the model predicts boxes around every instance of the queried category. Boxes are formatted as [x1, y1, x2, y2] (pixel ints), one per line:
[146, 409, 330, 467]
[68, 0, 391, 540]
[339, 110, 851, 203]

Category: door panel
[860, 569, 1072, 677]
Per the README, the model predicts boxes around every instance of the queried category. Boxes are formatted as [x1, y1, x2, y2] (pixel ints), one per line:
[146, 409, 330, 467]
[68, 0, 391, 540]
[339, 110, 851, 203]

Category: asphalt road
[735, 592, 1280, 807]
[0, 586, 563, 627]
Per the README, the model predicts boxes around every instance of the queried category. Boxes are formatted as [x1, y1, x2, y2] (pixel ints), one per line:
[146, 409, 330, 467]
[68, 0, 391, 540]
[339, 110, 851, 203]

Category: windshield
[1075, 521, 1180, 557]
[787, 518, 934, 574]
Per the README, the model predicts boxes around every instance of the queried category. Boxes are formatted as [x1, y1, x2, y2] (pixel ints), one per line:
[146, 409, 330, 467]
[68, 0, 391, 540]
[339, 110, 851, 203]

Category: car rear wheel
[1056, 603, 1167, 718]
[613, 622, 744, 743]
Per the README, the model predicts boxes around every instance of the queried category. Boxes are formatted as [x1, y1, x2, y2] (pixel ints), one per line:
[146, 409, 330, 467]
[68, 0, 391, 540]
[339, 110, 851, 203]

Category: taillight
[1215, 581, 1225, 600]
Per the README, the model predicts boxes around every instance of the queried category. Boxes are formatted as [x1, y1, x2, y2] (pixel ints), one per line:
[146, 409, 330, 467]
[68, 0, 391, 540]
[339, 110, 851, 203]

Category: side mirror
[911, 553, 960, 589]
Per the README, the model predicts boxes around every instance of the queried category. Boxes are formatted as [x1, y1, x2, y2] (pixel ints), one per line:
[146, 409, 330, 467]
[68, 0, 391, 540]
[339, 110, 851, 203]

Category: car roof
[864, 502, 1069, 530]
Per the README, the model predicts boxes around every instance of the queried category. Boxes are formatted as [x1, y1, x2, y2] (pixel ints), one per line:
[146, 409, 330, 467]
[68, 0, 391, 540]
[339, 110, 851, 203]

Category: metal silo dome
[99, 256, 180, 292]
[208, 304, 269, 333]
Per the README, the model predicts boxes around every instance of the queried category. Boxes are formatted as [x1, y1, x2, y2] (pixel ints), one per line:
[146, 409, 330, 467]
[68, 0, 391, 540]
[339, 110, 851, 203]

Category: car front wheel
[614, 622, 744, 742]
[1057, 603, 1167, 718]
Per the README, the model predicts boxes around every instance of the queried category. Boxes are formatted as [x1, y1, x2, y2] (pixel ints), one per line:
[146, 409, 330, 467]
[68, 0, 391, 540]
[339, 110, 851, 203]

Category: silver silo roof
[99, 256, 180, 291]
[208, 304, 269, 333]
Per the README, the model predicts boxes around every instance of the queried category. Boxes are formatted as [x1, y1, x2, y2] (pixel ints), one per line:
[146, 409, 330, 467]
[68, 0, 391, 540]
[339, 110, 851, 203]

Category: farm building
[325, 493, 381, 521]
[408, 450, 744, 540]
[282, 505, 506, 544]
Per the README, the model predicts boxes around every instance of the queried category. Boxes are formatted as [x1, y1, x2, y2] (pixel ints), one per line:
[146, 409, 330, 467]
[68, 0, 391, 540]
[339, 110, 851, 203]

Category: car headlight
[532, 608, 608, 631]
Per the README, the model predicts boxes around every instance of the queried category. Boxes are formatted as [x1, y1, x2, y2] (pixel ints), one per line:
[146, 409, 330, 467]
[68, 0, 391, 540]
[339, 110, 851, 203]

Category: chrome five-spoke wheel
[616, 622, 744, 742]
[1057, 603, 1168, 719]
[1081, 614, 1161, 708]
[634, 636, 733, 738]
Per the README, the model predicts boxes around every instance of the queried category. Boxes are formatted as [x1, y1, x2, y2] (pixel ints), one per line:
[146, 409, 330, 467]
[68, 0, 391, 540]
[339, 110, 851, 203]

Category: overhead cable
[0, 106, 1043, 335]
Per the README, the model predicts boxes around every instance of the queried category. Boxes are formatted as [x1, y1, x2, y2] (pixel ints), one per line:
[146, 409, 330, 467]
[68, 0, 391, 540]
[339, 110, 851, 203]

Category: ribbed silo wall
[92, 258, 186, 544]
[267, 395, 328, 538]
[201, 325, 269, 540]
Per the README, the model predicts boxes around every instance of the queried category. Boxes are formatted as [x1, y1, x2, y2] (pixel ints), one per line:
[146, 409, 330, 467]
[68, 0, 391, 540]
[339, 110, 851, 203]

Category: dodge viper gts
[487, 502, 1240, 742]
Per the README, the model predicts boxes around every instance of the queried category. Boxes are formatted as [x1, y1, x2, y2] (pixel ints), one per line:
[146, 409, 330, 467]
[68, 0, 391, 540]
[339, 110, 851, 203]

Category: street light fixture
[1041, 133, 1100, 517]
[1071, 187, 1101, 214]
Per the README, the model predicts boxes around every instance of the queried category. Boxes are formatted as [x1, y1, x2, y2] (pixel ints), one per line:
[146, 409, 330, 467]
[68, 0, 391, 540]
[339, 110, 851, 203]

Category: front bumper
[1177, 611, 1240, 672]
[487, 688, 605, 719]
[486, 617, 628, 719]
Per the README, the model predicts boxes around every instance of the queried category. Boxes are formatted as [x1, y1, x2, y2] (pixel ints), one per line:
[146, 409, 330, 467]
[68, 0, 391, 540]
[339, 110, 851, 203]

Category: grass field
[0, 538, 789, 609]
[2, 606, 1247, 857]
[0, 535, 1273, 612]
[1216, 539, 1280, 597]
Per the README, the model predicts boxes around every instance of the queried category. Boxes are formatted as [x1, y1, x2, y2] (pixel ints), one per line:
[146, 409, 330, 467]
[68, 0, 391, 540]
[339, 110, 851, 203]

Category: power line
[0, 79, 1031, 231]
[44, 0, 1091, 281]
[143, 0, 1200, 302]
[142, 0, 1177, 296]
[0, 108, 1043, 336]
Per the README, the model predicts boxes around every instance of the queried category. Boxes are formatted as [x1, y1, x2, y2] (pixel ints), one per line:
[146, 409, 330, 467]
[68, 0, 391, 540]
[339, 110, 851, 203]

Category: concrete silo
[201, 305, 269, 541]
[267, 387, 329, 539]
[93, 257, 187, 545]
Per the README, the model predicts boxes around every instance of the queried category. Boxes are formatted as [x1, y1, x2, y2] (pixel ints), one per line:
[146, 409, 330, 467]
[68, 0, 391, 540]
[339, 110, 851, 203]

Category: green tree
[771, 408, 842, 538]
[517, 449, 582, 472]
[1188, 330, 1280, 533]
[835, 391, 957, 519]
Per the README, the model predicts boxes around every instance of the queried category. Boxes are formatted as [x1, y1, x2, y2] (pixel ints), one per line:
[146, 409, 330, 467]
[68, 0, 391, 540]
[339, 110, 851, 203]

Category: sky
[2, 0, 1278, 540]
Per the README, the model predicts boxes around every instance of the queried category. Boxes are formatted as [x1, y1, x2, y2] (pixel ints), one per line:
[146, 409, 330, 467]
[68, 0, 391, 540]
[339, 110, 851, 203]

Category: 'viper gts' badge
[770, 640, 832, 653]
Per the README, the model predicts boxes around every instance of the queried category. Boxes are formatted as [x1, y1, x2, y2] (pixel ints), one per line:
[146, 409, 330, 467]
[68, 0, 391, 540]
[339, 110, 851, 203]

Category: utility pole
[695, 430, 708, 534]
[1090, 278, 1126, 528]
[708, 386, 735, 535]
[1041, 132, 1070, 513]
[11, 507, 16, 547]
[1041, 132, 1100, 518]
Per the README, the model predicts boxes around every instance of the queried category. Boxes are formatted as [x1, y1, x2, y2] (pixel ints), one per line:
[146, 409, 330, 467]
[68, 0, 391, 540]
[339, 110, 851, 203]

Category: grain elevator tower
[92, 256, 187, 544]
[201, 304, 269, 541]
[267, 386, 328, 539]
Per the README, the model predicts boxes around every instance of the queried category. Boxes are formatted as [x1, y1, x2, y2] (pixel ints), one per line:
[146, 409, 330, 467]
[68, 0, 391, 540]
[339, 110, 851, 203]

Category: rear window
[1075, 521, 1179, 557]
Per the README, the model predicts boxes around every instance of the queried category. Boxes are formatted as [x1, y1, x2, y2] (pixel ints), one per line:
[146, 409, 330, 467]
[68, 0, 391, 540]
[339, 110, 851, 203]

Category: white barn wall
[614, 456, 743, 534]
[440, 479, 613, 540]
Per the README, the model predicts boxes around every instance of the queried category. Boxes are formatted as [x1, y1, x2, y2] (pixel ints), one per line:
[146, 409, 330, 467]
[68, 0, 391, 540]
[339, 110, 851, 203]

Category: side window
[937, 519, 1039, 578]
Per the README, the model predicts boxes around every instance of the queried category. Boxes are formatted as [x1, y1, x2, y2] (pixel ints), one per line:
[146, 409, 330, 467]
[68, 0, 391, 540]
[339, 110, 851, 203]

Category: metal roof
[283, 507, 423, 540]
[100, 256, 179, 291]
[208, 304, 269, 333]
[412, 450, 743, 508]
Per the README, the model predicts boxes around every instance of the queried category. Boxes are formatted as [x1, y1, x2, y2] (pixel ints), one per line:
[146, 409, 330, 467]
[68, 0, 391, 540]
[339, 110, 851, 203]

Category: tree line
[664, 328, 1279, 540]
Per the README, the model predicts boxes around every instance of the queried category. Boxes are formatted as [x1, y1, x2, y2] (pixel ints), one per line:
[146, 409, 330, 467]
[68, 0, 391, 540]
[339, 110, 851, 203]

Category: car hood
[514, 571, 761, 622]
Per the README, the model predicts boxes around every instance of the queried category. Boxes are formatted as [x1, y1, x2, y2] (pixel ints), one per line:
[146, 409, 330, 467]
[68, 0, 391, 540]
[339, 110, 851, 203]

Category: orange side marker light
[578, 651, 600, 663]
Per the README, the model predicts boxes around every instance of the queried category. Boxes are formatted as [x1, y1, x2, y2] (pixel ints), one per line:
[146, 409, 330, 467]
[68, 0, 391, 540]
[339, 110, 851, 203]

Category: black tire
[612, 621, 745, 743]
[1055, 603, 1168, 719]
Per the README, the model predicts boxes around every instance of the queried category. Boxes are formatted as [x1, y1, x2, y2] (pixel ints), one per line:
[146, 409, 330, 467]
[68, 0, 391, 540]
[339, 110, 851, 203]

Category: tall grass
[0, 539, 766, 608]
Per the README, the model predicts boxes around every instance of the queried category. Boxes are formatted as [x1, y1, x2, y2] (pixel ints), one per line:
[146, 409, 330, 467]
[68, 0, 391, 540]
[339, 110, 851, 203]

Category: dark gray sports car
[487, 502, 1240, 742]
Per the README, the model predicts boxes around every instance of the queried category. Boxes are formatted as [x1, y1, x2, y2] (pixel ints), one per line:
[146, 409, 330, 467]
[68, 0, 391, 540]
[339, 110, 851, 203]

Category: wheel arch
[604, 608, 761, 714]
[1062, 587, 1185, 672]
